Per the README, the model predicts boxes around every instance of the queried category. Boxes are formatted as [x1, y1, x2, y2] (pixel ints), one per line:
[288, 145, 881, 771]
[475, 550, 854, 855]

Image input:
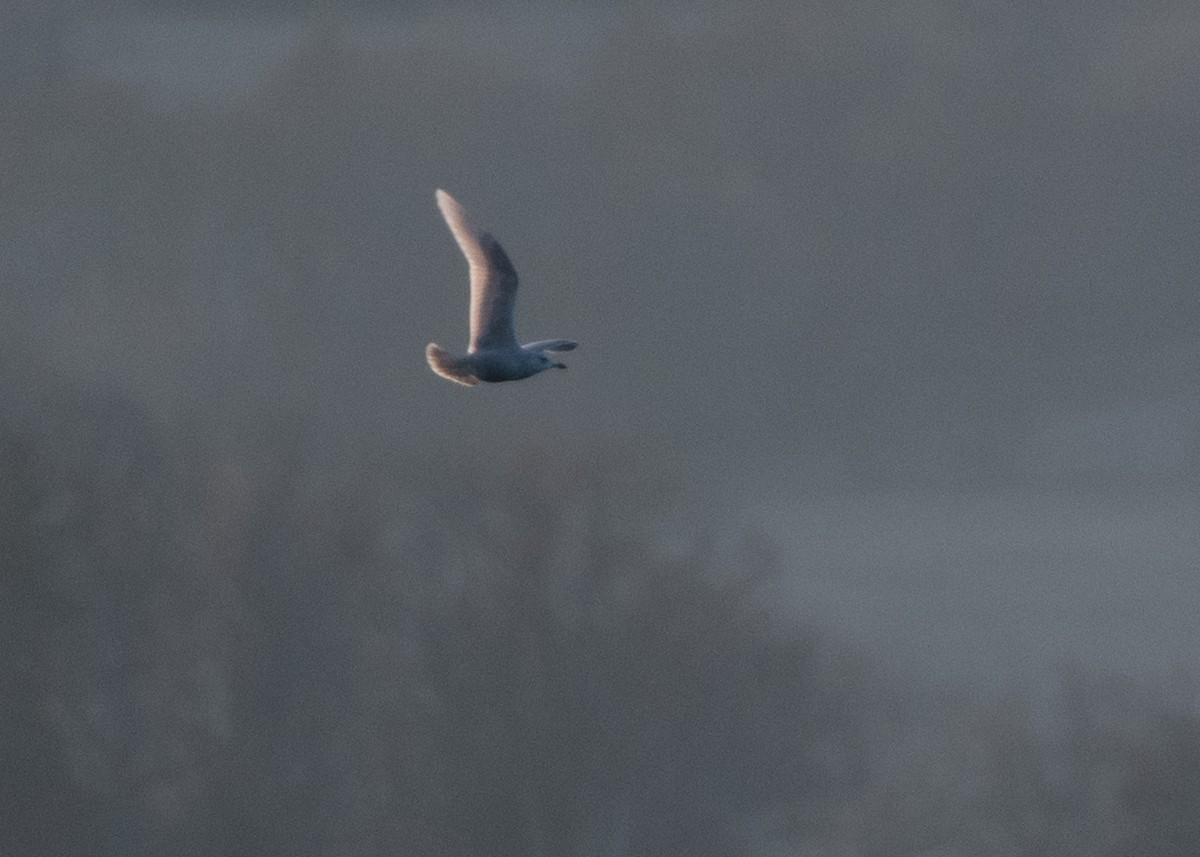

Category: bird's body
[426, 342, 564, 385]
[426, 189, 577, 386]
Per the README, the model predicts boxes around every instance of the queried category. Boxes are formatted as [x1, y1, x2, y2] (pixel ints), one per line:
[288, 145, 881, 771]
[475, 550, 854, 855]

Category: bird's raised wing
[436, 189, 519, 352]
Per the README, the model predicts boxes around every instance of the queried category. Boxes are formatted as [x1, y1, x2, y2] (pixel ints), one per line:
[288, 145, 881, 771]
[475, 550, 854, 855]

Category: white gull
[426, 189, 577, 386]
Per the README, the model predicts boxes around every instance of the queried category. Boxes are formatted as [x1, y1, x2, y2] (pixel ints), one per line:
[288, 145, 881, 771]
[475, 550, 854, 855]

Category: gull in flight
[426, 189, 577, 386]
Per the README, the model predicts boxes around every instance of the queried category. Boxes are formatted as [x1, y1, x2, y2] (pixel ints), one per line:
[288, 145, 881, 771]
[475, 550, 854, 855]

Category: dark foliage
[4, 3, 1200, 853]
[2, 368, 1198, 855]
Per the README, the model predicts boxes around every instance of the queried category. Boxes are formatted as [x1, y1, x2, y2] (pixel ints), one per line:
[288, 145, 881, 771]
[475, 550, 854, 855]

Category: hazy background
[4, 1, 1199, 853]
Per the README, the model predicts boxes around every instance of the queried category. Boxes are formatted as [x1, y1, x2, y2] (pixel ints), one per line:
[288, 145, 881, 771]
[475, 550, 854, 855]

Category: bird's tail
[425, 344, 478, 386]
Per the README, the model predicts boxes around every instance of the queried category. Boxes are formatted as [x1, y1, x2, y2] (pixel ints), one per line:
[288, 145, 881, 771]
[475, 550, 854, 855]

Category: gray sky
[7, 0, 1200, 683]
[15, 1, 1196, 480]
[5, 5, 1200, 853]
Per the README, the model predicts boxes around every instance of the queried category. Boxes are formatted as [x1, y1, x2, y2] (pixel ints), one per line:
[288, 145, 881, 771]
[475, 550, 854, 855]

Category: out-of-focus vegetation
[4, 3, 1199, 853]
[3, 365, 1198, 855]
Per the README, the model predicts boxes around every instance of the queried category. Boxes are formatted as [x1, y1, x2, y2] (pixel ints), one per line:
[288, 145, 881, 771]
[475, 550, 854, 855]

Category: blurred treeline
[3, 3, 1200, 854]
[3, 361, 1200, 855]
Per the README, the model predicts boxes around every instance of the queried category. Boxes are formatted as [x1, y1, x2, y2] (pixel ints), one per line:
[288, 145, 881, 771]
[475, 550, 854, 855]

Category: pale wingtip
[435, 188, 465, 224]
[426, 342, 478, 387]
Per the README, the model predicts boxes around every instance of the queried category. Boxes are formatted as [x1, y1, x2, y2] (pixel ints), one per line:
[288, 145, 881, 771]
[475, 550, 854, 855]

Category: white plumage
[426, 189, 577, 386]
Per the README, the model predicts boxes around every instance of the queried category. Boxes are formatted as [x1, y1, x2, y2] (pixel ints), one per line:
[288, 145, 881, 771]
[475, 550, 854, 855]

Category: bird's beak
[555, 362, 567, 370]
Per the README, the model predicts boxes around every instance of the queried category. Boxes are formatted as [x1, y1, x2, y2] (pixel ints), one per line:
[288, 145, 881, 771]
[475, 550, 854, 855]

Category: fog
[4, 1, 1199, 853]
